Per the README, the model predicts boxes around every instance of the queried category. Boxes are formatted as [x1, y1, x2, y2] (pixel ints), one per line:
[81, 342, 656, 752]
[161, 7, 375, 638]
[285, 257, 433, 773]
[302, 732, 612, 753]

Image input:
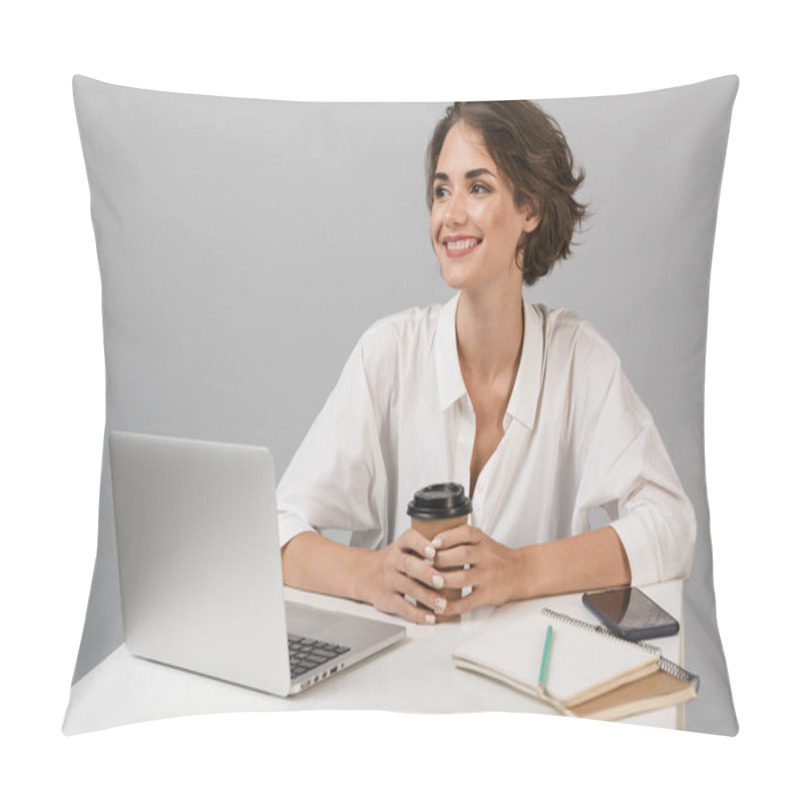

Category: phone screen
[583, 587, 678, 638]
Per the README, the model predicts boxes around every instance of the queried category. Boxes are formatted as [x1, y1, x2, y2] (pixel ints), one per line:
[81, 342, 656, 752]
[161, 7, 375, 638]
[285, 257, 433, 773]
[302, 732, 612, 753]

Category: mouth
[442, 237, 481, 257]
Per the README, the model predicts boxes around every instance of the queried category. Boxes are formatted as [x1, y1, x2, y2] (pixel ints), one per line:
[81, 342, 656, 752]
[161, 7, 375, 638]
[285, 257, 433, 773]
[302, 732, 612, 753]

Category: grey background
[71, 75, 738, 734]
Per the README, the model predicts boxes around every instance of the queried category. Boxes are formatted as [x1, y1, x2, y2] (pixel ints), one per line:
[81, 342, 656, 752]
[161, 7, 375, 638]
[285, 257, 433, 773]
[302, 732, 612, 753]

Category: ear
[522, 199, 541, 234]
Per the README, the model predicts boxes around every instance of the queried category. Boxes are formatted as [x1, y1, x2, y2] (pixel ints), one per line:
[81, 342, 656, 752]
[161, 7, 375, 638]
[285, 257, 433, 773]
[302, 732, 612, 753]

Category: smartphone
[582, 587, 679, 641]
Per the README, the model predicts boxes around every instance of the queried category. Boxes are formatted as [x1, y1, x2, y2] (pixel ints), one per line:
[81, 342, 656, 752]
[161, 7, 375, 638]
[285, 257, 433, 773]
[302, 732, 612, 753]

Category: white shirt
[277, 294, 696, 586]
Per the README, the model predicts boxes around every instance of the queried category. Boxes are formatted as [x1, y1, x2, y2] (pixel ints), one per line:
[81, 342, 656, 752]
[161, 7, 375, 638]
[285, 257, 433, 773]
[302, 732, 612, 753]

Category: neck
[455, 284, 524, 382]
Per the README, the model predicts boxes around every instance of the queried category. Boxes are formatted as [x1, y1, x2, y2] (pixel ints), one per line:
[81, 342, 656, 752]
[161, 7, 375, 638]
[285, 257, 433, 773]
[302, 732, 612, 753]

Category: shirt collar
[435, 293, 465, 411]
[435, 293, 544, 429]
[507, 298, 543, 429]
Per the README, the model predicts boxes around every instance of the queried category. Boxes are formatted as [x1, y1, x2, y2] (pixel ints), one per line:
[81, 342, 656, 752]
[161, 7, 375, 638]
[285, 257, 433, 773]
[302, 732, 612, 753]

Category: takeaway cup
[407, 483, 472, 611]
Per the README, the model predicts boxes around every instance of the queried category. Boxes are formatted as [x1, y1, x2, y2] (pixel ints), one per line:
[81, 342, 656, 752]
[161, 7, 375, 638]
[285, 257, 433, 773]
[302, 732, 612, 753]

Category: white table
[63, 581, 685, 734]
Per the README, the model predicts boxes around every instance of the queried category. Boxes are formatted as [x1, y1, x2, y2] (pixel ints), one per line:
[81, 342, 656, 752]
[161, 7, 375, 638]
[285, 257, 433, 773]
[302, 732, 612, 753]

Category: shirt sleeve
[571, 327, 697, 586]
[276, 334, 388, 551]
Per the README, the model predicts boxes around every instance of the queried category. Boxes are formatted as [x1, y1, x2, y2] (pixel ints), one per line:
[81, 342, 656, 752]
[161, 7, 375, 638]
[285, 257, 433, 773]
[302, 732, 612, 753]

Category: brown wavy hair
[426, 101, 587, 286]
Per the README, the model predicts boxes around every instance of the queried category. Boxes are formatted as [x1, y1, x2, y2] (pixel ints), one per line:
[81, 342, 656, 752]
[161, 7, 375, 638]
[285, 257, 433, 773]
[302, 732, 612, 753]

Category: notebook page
[453, 611, 659, 706]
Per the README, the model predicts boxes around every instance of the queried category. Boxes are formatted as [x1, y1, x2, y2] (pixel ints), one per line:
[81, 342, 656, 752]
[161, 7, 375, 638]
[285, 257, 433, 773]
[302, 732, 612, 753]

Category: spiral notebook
[452, 608, 698, 721]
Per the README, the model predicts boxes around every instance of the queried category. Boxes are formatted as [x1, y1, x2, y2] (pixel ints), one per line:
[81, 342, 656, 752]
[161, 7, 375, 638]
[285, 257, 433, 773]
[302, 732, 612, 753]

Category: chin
[440, 260, 480, 291]
[441, 273, 474, 292]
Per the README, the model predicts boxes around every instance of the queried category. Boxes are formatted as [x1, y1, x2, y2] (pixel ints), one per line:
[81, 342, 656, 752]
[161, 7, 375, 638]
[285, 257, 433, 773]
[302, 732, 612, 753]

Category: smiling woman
[425, 101, 587, 286]
[278, 100, 696, 625]
[429, 122, 540, 295]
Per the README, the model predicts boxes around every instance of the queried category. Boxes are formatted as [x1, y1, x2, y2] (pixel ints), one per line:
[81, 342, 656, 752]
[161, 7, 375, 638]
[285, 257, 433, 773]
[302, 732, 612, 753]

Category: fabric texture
[69, 74, 739, 734]
[277, 294, 696, 587]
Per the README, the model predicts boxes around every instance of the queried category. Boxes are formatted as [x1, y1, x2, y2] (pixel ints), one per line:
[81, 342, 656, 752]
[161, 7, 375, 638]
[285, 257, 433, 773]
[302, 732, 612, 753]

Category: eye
[433, 184, 450, 199]
[471, 182, 491, 195]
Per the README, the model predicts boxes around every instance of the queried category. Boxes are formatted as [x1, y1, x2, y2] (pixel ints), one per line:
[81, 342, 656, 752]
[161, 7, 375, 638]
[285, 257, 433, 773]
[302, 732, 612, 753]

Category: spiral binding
[541, 608, 700, 693]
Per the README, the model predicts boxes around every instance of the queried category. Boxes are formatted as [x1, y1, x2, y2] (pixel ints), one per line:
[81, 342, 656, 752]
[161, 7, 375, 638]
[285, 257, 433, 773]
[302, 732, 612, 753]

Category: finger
[399, 551, 447, 590]
[433, 544, 475, 569]
[378, 586, 437, 625]
[430, 524, 480, 550]
[390, 592, 439, 625]
[397, 528, 440, 561]
[426, 526, 466, 551]
[436, 565, 474, 590]
[396, 575, 450, 617]
[435, 587, 483, 617]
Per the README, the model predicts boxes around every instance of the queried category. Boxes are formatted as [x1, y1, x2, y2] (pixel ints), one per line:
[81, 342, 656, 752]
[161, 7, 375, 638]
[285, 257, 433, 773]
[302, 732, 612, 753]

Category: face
[430, 122, 539, 293]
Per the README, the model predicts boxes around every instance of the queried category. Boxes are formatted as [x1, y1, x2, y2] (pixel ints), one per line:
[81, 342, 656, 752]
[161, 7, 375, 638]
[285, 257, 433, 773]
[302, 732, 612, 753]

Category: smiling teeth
[446, 239, 479, 251]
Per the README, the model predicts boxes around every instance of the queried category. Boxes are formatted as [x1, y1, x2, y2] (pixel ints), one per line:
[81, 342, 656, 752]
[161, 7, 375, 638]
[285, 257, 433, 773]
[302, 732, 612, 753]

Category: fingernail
[425, 545, 436, 559]
[434, 597, 447, 612]
[425, 614, 436, 625]
[432, 573, 444, 589]
[432, 537, 442, 548]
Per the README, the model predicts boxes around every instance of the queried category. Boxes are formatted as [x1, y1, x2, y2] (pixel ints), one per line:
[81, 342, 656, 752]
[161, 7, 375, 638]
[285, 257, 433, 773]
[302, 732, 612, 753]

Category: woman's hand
[361, 528, 451, 625]
[431, 525, 527, 616]
[284, 525, 632, 622]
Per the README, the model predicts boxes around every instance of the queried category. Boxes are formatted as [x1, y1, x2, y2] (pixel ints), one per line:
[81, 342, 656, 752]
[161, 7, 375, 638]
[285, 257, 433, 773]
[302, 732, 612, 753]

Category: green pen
[534, 623, 574, 716]
[537, 624, 554, 695]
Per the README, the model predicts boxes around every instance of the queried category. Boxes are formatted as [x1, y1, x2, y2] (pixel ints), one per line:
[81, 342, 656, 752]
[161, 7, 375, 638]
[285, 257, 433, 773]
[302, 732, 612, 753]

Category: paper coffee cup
[407, 483, 472, 611]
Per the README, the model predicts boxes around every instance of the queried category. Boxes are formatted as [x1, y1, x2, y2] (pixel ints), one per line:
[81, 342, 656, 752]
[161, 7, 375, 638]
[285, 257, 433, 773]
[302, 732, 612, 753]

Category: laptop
[109, 430, 406, 696]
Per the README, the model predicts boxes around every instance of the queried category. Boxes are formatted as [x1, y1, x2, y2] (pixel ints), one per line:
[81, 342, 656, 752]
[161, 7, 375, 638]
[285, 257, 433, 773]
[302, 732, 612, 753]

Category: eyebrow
[433, 168, 497, 182]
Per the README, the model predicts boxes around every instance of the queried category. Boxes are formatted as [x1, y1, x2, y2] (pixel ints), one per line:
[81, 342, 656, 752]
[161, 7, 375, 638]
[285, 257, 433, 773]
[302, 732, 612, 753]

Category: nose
[443, 190, 467, 227]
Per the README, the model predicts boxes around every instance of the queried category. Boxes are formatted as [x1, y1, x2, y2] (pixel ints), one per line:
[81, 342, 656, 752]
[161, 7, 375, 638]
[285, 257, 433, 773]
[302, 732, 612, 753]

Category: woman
[278, 101, 696, 625]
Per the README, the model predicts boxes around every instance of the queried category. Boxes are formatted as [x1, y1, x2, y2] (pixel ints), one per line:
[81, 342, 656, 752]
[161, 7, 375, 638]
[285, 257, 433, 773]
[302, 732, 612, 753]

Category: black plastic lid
[407, 482, 472, 520]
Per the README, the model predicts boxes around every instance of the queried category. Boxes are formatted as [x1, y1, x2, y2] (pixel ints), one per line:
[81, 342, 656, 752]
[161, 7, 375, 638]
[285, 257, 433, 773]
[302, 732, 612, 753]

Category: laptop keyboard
[288, 634, 351, 679]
